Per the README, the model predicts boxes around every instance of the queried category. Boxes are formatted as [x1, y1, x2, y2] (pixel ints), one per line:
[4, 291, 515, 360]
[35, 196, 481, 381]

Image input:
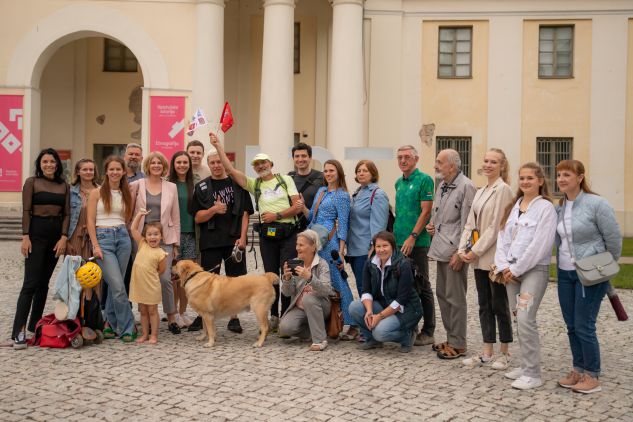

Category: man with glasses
[191, 152, 254, 333]
[394, 145, 436, 346]
[210, 133, 303, 332]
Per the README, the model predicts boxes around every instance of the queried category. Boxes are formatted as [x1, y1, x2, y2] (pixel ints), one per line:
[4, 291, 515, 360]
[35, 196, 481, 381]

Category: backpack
[369, 188, 395, 232]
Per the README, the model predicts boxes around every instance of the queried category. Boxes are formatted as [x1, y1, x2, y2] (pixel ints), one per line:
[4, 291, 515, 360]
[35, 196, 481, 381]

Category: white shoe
[511, 375, 543, 390]
[462, 354, 493, 367]
[505, 367, 524, 380]
[491, 353, 511, 370]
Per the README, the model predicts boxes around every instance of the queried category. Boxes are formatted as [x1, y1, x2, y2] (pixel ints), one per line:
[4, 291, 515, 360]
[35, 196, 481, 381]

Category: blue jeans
[348, 255, 368, 297]
[349, 300, 411, 346]
[96, 226, 134, 336]
[557, 268, 608, 378]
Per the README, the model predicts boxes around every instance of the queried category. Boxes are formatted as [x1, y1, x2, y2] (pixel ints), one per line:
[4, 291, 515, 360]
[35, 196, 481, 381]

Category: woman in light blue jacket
[554, 160, 622, 394]
[67, 159, 99, 259]
[347, 160, 389, 296]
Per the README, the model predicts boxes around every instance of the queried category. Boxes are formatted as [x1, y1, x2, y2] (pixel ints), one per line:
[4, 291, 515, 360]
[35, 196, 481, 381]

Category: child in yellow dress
[129, 210, 167, 344]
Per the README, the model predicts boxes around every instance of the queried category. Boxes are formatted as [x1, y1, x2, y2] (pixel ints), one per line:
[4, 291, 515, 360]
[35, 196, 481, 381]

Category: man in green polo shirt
[394, 144, 435, 346]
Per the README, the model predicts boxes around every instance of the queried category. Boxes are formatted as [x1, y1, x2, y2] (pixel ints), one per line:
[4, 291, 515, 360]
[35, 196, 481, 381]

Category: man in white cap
[210, 133, 303, 332]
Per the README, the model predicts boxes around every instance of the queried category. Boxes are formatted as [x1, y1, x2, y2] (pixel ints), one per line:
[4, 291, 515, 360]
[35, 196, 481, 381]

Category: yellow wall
[626, 19, 633, 230]
[521, 20, 592, 167]
[421, 20, 489, 186]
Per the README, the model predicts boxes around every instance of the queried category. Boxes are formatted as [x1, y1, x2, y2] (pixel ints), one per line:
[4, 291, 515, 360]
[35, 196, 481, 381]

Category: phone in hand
[287, 259, 304, 276]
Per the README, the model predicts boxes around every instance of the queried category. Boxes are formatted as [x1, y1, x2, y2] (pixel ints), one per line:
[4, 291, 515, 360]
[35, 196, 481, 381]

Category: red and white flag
[186, 108, 208, 137]
[220, 102, 234, 133]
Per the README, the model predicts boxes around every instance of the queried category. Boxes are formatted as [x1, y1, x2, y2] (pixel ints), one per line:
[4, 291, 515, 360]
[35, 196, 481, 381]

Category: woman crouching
[349, 231, 422, 353]
[279, 229, 334, 351]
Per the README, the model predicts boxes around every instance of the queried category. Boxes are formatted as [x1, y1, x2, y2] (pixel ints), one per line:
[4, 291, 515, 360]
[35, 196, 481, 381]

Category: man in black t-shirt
[288, 143, 324, 230]
[192, 153, 254, 333]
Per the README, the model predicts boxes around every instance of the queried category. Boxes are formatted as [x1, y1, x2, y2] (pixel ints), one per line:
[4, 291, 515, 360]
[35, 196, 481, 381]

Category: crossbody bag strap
[561, 200, 576, 263]
[313, 188, 326, 221]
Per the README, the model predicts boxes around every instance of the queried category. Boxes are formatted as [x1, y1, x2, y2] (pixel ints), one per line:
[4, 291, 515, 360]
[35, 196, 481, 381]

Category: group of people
[6, 134, 622, 395]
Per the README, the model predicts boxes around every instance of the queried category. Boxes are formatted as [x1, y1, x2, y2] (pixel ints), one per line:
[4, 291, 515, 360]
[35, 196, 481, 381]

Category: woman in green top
[168, 151, 195, 327]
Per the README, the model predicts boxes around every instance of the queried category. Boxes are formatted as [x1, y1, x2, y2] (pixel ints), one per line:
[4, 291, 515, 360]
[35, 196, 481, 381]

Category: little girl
[129, 209, 167, 344]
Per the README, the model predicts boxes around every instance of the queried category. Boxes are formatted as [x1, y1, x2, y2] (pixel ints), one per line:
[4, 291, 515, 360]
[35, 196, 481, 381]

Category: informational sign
[150, 96, 185, 161]
[0, 95, 23, 192]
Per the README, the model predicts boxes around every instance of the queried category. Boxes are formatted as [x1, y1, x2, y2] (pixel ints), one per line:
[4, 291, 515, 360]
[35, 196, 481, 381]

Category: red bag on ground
[29, 313, 81, 348]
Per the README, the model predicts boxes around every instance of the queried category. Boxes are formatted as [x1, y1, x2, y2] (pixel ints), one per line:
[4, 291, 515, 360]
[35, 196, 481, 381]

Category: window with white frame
[438, 27, 472, 78]
[539, 25, 574, 78]
[536, 137, 573, 194]
[436, 136, 472, 178]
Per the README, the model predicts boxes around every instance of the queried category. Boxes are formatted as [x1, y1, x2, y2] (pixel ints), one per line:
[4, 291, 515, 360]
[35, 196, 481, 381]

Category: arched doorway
[39, 36, 144, 179]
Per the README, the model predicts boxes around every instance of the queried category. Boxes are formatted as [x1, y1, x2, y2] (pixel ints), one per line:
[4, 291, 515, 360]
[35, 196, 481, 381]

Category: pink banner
[0, 95, 23, 192]
[150, 96, 185, 162]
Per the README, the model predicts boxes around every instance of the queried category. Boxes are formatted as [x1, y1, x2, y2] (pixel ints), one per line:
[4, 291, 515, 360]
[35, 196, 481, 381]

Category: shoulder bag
[562, 200, 619, 286]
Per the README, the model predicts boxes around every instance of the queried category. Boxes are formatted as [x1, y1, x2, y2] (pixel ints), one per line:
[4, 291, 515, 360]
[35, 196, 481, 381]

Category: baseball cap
[251, 153, 273, 166]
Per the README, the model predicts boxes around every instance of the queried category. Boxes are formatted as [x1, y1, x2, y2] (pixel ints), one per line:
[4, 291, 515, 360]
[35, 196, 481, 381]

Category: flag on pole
[186, 108, 208, 136]
[220, 102, 234, 133]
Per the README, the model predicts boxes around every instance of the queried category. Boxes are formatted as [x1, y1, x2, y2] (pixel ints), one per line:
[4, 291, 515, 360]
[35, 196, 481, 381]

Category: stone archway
[5, 3, 170, 178]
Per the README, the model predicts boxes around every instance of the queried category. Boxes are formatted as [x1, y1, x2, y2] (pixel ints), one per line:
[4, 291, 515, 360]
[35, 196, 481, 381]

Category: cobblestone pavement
[0, 240, 632, 421]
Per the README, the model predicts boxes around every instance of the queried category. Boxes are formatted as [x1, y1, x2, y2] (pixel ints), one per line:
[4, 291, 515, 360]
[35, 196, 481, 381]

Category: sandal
[432, 341, 448, 352]
[339, 326, 359, 341]
[120, 332, 137, 343]
[103, 327, 116, 339]
[437, 345, 466, 359]
[309, 341, 328, 351]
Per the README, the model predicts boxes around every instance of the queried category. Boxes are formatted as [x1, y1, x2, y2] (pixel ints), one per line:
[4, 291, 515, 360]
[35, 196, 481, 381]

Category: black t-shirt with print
[193, 177, 253, 249]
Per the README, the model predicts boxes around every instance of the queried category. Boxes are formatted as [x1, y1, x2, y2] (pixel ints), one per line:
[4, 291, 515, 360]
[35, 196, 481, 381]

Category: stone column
[259, 0, 296, 173]
[327, 0, 364, 160]
[191, 0, 226, 143]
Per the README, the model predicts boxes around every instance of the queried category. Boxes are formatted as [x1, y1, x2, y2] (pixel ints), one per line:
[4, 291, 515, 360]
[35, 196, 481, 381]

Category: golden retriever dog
[174, 260, 278, 348]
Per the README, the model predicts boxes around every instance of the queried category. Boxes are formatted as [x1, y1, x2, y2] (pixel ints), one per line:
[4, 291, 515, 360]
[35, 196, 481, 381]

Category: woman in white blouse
[494, 162, 557, 390]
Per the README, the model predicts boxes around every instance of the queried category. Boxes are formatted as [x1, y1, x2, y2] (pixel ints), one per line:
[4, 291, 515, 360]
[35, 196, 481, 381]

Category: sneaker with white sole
[13, 331, 27, 350]
[491, 353, 511, 370]
[511, 375, 543, 390]
[571, 374, 602, 394]
[505, 367, 524, 380]
[462, 354, 493, 367]
[559, 369, 581, 388]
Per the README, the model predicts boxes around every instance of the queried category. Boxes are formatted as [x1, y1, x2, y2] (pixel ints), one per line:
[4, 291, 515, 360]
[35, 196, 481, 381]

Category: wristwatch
[410, 232, 418, 239]
[276, 212, 283, 220]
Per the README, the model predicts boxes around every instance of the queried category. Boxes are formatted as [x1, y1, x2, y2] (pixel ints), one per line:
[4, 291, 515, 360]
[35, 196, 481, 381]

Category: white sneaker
[511, 375, 543, 390]
[505, 367, 524, 380]
[462, 354, 493, 367]
[491, 353, 511, 370]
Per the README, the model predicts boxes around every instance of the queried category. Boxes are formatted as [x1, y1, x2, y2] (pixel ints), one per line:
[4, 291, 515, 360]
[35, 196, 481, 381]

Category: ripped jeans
[506, 265, 549, 378]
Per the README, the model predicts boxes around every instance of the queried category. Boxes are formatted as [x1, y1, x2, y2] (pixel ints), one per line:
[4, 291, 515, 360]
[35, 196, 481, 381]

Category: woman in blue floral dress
[300, 159, 356, 339]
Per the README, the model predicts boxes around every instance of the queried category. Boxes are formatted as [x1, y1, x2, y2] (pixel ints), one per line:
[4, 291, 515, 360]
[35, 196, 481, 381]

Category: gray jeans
[279, 294, 331, 343]
[436, 261, 468, 349]
[506, 265, 549, 378]
[160, 244, 176, 315]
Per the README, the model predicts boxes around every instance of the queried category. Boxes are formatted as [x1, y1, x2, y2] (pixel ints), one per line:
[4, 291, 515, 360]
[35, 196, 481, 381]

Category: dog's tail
[264, 272, 280, 285]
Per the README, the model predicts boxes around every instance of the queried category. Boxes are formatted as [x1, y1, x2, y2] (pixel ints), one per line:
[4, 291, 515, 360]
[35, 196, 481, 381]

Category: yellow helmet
[76, 261, 102, 289]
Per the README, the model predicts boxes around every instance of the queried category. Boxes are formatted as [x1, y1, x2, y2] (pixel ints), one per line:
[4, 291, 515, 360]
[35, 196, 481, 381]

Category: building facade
[0, 0, 632, 233]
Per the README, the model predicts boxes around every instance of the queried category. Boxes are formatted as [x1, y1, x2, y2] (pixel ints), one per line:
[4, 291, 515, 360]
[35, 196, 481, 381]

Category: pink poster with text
[0, 95, 23, 192]
[150, 96, 185, 162]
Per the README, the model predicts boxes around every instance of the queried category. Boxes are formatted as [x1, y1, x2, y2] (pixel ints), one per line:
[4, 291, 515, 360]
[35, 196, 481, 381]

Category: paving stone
[0, 240, 631, 420]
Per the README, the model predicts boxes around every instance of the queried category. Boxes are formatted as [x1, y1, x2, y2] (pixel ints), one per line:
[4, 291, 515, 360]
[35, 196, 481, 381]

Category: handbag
[30, 314, 82, 348]
[327, 293, 343, 339]
[561, 201, 620, 286]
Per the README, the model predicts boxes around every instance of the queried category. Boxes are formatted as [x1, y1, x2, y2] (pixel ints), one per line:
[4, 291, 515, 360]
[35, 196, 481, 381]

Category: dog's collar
[184, 271, 203, 286]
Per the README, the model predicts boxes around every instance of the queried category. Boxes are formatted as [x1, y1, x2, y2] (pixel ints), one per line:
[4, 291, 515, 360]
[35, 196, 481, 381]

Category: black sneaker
[227, 318, 243, 334]
[14, 331, 27, 350]
[168, 322, 181, 335]
[187, 316, 203, 332]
